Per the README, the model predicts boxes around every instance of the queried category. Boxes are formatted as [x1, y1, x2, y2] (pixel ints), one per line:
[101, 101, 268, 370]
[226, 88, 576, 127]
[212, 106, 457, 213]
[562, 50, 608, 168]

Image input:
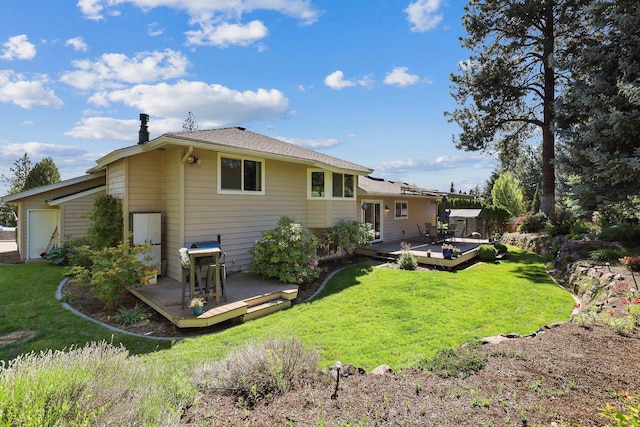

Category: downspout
[181, 146, 194, 164]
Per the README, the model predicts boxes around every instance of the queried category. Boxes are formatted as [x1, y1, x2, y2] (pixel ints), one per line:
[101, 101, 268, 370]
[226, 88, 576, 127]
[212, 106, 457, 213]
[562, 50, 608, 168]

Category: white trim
[217, 152, 265, 195]
[1, 172, 105, 203]
[47, 186, 106, 206]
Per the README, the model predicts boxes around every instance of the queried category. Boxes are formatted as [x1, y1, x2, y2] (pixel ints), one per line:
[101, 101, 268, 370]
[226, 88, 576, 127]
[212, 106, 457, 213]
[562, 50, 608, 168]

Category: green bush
[87, 194, 123, 249]
[0, 341, 191, 426]
[326, 219, 374, 258]
[600, 223, 640, 245]
[417, 343, 487, 379]
[113, 304, 151, 326]
[517, 213, 548, 233]
[589, 248, 626, 262]
[66, 240, 152, 310]
[44, 236, 92, 266]
[493, 242, 508, 254]
[194, 337, 319, 408]
[477, 244, 498, 262]
[545, 209, 578, 236]
[249, 215, 322, 284]
[398, 242, 418, 270]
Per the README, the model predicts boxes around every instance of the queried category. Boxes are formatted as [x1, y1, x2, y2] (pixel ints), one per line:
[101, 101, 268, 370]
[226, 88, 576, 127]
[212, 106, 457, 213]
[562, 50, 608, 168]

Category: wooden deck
[358, 237, 490, 269]
[129, 271, 298, 328]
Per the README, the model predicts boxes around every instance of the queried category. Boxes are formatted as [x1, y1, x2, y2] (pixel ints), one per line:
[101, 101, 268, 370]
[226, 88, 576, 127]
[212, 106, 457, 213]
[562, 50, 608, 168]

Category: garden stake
[331, 361, 342, 400]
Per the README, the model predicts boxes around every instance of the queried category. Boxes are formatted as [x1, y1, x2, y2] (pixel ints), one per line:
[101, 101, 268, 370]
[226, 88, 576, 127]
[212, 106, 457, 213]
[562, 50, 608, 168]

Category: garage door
[27, 209, 58, 260]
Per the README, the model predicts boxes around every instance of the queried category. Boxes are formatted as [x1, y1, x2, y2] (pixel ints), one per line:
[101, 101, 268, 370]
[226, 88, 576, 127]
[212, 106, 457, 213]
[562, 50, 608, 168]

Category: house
[357, 175, 444, 243]
[2, 117, 454, 273]
[1, 172, 106, 261]
[80, 119, 374, 283]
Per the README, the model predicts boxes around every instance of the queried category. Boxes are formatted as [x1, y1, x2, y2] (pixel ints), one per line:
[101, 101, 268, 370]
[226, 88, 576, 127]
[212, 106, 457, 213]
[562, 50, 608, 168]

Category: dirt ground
[4, 245, 640, 425]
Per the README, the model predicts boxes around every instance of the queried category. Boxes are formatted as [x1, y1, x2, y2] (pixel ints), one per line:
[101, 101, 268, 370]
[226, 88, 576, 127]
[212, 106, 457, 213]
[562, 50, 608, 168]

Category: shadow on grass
[502, 250, 555, 283]
[310, 264, 374, 301]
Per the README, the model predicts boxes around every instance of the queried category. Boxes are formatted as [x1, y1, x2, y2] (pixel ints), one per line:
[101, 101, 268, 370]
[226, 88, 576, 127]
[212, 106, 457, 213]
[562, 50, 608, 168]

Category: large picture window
[219, 154, 264, 194]
[308, 170, 355, 199]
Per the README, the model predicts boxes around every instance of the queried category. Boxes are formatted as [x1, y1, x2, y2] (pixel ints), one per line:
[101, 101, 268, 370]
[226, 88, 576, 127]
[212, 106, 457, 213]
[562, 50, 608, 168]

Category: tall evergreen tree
[23, 157, 61, 190]
[1, 153, 32, 195]
[447, 0, 589, 215]
[557, 0, 640, 215]
[183, 111, 199, 131]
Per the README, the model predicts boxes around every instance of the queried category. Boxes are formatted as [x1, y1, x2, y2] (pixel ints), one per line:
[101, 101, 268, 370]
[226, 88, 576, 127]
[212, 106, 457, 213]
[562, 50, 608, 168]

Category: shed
[447, 209, 485, 238]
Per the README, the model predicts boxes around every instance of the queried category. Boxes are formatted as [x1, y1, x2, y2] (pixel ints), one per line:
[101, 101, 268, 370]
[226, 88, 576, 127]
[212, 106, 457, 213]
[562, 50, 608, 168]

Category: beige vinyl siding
[329, 200, 358, 225]
[183, 154, 309, 272]
[379, 196, 438, 242]
[162, 148, 183, 281]
[127, 152, 162, 213]
[13, 177, 105, 261]
[60, 190, 105, 239]
[107, 160, 126, 199]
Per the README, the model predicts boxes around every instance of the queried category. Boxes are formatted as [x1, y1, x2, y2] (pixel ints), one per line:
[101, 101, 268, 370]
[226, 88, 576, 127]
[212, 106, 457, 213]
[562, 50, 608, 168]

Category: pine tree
[23, 157, 61, 190]
[446, 0, 590, 215]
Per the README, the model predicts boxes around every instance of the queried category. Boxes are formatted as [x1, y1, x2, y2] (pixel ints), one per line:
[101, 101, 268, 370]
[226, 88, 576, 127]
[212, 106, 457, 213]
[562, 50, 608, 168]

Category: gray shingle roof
[358, 175, 442, 197]
[166, 127, 372, 174]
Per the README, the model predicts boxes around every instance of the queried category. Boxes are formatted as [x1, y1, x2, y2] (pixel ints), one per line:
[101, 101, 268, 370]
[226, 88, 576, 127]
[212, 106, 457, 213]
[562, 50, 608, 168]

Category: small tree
[183, 111, 198, 131]
[491, 172, 526, 217]
[87, 195, 123, 249]
[326, 220, 373, 258]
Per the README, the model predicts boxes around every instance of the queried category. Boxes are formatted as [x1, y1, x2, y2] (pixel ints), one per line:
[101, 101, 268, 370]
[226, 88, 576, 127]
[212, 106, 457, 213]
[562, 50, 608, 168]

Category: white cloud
[60, 49, 190, 90]
[0, 35, 36, 60]
[277, 136, 342, 149]
[374, 153, 493, 174]
[66, 37, 88, 52]
[384, 67, 420, 87]
[64, 116, 143, 141]
[324, 71, 374, 90]
[77, 0, 104, 20]
[0, 70, 63, 109]
[186, 19, 268, 47]
[404, 0, 444, 32]
[67, 80, 289, 139]
[147, 22, 165, 37]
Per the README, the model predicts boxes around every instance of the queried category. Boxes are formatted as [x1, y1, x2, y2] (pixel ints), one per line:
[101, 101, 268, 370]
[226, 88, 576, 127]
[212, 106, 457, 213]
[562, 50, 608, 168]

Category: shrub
[517, 213, 548, 233]
[44, 236, 92, 266]
[545, 209, 578, 236]
[600, 223, 640, 245]
[249, 215, 322, 284]
[0, 341, 191, 426]
[194, 336, 319, 408]
[398, 242, 418, 270]
[620, 256, 640, 272]
[417, 343, 487, 379]
[326, 220, 374, 258]
[112, 304, 151, 326]
[87, 194, 123, 249]
[493, 242, 508, 254]
[66, 240, 152, 310]
[600, 391, 640, 427]
[589, 248, 626, 262]
[477, 244, 498, 262]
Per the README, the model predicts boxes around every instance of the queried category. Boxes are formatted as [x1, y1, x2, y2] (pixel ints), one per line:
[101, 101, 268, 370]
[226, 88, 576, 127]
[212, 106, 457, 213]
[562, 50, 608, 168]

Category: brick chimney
[138, 113, 149, 144]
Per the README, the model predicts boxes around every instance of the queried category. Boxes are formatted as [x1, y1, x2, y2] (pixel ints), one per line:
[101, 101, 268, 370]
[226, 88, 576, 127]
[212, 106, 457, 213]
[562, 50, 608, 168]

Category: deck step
[244, 298, 291, 322]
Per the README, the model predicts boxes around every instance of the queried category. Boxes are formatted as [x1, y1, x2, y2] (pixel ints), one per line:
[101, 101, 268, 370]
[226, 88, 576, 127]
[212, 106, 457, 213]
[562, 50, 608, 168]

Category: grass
[0, 263, 171, 361]
[147, 246, 574, 371]
[0, 246, 575, 424]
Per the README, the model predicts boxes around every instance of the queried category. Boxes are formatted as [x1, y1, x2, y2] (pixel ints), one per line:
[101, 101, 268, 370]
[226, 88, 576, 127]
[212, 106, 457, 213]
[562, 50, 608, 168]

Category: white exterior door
[132, 213, 162, 269]
[27, 209, 59, 260]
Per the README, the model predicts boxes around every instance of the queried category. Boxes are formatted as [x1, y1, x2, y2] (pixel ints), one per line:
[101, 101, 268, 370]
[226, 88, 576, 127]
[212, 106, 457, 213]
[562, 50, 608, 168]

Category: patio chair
[416, 224, 428, 243]
[179, 247, 206, 309]
[427, 225, 441, 244]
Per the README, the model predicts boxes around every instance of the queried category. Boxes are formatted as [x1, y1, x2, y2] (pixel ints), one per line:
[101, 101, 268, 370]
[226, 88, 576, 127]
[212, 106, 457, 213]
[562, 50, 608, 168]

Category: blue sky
[0, 0, 496, 196]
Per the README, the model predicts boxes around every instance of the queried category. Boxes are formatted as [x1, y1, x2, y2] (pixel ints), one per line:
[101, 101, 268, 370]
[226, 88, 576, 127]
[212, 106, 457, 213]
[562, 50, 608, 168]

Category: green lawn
[0, 247, 574, 371]
[147, 247, 574, 371]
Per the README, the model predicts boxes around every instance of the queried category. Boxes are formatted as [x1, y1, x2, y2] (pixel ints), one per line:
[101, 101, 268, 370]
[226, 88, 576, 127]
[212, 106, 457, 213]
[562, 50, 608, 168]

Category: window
[219, 154, 264, 194]
[395, 201, 408, 219]
[308, 170, 355, 199]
